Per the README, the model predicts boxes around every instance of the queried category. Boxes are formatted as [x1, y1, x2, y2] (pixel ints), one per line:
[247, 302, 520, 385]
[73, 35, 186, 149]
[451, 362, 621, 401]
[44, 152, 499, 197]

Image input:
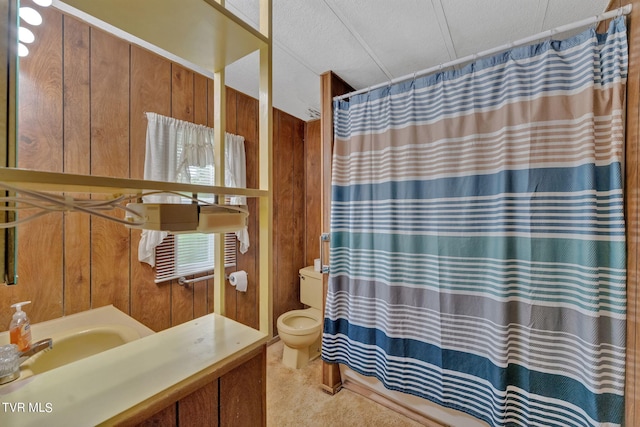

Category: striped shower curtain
[322, 17, 627, 427]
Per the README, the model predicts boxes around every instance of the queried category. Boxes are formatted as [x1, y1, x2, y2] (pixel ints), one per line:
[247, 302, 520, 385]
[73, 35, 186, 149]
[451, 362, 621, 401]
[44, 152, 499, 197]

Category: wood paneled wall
[0, 7, 311, 334]
[273, 111, 306, 333]
[305, 119, 321, 267]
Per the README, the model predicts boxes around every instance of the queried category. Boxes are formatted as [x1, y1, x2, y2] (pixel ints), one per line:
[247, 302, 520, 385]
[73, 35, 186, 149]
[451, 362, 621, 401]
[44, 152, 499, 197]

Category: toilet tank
[299, 266, 323, 310]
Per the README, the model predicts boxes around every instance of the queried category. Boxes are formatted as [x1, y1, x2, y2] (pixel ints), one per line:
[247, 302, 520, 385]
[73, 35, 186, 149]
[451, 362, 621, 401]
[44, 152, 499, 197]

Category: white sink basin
[21, 324, 141, 376]
[0, 305, 155, 382]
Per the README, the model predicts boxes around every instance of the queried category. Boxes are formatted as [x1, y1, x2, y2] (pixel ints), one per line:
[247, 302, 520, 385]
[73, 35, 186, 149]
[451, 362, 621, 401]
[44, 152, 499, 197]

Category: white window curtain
[139, 112, 249, 267]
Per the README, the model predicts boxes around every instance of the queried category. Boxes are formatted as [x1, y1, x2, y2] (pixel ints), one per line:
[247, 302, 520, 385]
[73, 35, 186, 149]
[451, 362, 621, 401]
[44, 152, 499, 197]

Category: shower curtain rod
[334, 4, 632, 102]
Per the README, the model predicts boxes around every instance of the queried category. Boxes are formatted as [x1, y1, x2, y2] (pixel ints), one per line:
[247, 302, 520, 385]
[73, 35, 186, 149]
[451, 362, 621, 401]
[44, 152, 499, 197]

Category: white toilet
[276, 266, 323, 369]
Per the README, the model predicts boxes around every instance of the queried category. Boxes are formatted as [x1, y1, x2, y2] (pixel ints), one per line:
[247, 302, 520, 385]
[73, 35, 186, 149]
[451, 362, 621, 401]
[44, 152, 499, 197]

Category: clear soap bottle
[9, 301, 32, 351]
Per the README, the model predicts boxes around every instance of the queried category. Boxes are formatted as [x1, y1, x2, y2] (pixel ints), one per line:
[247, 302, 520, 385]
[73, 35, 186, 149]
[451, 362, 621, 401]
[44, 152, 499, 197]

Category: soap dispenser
[9, 301, 32, 351]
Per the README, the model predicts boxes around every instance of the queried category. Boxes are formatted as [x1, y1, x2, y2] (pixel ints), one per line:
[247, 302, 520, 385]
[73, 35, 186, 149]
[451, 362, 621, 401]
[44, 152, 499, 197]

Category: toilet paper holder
[228, 270, 248, 292]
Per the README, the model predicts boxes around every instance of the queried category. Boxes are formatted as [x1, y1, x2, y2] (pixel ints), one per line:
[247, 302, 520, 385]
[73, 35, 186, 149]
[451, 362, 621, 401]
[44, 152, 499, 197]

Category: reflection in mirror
[1, 0, 18, 285]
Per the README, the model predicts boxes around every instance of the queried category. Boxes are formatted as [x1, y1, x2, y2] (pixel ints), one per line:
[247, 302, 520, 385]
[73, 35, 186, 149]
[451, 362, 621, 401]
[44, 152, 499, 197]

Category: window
[140, 113, 247, 280]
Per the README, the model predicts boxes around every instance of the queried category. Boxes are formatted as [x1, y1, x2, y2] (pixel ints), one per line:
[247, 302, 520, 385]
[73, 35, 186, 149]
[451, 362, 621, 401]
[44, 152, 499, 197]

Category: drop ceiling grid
[222, 0, 611, 122]
[442, 0, 545, 58]
[273, 0, 390, 88]
[542, 0, 612, 29]
[329, 0, 453, 80]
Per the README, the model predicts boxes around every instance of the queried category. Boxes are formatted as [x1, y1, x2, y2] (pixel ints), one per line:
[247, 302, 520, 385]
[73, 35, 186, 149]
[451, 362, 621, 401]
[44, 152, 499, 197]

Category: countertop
[0, 307, 268, 426]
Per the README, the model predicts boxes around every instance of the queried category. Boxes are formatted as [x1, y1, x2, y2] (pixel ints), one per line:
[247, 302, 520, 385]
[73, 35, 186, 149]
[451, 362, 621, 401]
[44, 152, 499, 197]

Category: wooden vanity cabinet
[129, 344, 266, 427]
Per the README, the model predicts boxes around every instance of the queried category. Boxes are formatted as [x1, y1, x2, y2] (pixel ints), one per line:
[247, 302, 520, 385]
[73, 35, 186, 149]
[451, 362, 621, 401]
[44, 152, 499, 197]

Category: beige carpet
[267, 340, 425, 427]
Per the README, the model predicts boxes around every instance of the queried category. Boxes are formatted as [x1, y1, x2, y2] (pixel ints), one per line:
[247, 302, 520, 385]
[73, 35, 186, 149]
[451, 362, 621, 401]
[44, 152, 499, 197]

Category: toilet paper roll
[314, 258, 321, 272]
[229, 270, 248, 292]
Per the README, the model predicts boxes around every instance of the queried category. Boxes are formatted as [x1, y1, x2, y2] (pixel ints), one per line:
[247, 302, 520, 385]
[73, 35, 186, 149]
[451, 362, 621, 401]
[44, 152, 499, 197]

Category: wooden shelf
[6, 0, 274, 338]
[59, 0, 267, 72]
[0, 168, 269, 197]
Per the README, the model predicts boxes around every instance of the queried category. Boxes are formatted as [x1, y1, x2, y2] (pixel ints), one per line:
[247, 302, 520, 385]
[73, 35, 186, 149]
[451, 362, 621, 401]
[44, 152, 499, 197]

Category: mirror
[1, 0, 18, 286]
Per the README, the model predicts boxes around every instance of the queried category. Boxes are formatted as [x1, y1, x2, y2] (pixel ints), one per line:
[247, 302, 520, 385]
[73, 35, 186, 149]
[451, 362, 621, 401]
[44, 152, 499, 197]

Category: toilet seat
[277, 308, 321, 336]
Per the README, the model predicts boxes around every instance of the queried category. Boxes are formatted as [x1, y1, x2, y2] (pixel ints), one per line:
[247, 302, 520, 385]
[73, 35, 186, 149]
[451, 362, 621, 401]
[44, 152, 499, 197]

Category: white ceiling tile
[270, 0, 386, 84]
[443, 1, 543, 58]
[329, 0, 452, 80]
[542, 0, 609, 29]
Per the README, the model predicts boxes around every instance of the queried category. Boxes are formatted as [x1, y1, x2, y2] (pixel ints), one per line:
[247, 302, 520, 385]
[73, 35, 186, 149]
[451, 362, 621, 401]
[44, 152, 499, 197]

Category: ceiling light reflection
[18, 27, 35, 44]
[18, 43, 29, 57]
[19, 7, 43, 26]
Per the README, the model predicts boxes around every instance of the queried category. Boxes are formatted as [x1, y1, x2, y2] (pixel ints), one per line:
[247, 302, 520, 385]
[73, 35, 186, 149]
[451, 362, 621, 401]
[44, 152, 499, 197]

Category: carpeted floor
[266, 340, 425, 427]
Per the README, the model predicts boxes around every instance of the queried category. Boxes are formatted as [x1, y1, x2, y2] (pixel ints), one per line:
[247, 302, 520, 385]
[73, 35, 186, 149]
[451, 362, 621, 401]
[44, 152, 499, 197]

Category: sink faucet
[0, 338, 53, 385]
[18, 338, 53, 365]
